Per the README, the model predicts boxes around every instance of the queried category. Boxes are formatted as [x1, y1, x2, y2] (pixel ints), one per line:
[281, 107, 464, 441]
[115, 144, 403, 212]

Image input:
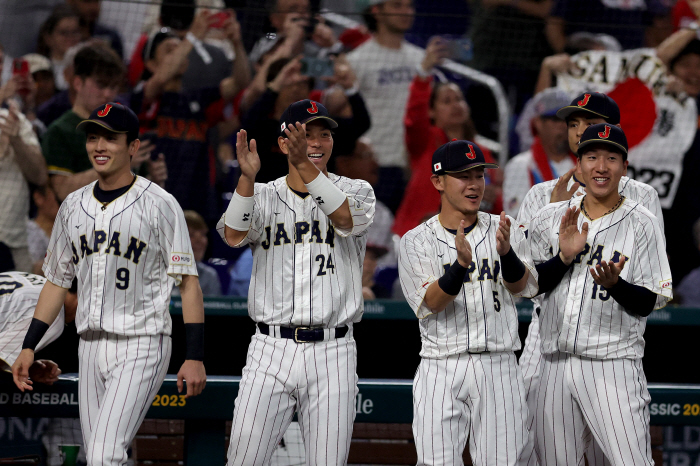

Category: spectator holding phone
[37, 5, 82, 92]
[131, 11, 247, 221]
[248, 0, 343, 66]
[392, 37, 502, 237]
[347, 0, 423, 213]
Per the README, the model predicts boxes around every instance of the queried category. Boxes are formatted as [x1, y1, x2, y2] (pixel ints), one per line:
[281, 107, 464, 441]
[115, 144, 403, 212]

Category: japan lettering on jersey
[0, 272, 65, 369]
[43, 177, 197, 336]
[216, 175, 375, 328]
[529, 196, 672, 359]
[398, 213, 538, 358]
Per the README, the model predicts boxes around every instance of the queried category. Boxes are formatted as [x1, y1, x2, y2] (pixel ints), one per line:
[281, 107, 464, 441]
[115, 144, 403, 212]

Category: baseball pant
[534, 352, 652, 466]
[413, 351, 533, 466]
[78, 330, 171, 466]
[227, 330, 358, 466]
[520, 310, 611, 466]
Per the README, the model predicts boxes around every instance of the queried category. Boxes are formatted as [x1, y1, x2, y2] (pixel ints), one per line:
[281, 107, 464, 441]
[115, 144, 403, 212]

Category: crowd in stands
[1, 0, 700, 305]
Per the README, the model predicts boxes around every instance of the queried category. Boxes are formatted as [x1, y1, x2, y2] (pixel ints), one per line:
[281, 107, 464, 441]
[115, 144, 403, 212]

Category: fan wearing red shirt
[393, 37, 501, 237]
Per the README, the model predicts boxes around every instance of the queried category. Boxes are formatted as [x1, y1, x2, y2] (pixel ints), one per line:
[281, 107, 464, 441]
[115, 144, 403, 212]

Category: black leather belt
[257, 323, 348, 343]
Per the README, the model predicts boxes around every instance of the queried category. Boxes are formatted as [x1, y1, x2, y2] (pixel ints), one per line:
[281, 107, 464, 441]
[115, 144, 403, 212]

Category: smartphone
[210, 11, 231, 29]
[300, 56, 334, 78]
[12, 58, 29, 77]
[448, 38, 473, 63]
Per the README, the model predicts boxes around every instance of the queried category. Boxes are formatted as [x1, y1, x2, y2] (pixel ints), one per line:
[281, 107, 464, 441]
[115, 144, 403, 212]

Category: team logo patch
[466, 144, 477, 160]
[660, 279, 672, 289]
[307, 102, 319, 114]
[281, 122, 287, 133]
[598, 125, 611, 138]
[170, 253, 193, 266]
[433, 162, 442, 171]
[97, 104, 113, 117]
[577, 94, 591, 107]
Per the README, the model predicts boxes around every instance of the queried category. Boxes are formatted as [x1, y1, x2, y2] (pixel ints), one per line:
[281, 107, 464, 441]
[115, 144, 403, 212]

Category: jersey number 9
[116, 268, 130, 290]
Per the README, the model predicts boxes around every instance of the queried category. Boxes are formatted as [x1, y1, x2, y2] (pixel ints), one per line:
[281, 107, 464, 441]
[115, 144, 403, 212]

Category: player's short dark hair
[83, 122, 139, 145]
[670, 39, 700, 71]
[73, 43, 125, 86]
[160, 0, 196, 31]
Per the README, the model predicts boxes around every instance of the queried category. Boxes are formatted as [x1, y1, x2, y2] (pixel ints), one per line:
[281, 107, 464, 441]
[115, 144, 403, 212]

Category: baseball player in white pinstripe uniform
[528, 123, 671, 466]
[218, 99, 375, 466]
[517, 92, 664, 466]
[12, 103, 206, 466]
[398, 140, 538, 466]
[0, 272, 76, 381]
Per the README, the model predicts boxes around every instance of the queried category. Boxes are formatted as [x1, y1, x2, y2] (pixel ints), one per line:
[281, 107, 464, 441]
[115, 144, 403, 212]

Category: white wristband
[305, 173, 347, 217]
[225, 191, 254, 231]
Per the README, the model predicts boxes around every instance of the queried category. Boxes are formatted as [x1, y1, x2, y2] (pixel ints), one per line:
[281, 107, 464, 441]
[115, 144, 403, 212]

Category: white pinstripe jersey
[398, 213, 538, 358]
[216, 174, 375, 327]
[517, 176, 664, 313]
[43, 177, 197, 337]
[0, 272, 65, 369]
[529, 195, 672, 359]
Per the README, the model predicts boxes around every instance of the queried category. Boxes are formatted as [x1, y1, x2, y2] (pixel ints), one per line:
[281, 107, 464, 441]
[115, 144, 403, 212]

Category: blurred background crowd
[1, 0, 700, 305]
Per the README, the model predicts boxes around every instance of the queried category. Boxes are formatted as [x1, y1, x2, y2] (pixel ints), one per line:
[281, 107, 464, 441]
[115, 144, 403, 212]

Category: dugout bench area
[1, 376, 699, 465]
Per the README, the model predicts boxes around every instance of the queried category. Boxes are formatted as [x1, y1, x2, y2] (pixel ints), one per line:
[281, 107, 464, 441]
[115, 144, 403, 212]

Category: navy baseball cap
[279, 99, 338, 136]
[77, 102, 140, 142]
[556, 92, 621, 124]
[577, 123, 628, 158]
[431, 140, 498, 175]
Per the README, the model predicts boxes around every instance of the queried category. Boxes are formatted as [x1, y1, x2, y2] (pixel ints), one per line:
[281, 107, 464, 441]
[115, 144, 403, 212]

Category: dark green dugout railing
[2, 376, 700, 463]
[171, 297, 700, 326]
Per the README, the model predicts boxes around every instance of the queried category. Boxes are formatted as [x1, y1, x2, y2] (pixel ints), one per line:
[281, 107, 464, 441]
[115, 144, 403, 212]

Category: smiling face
[431, 83, 469, 130]
[432, 168, 485, 217]
[566, 112, 608, 154]
[85, 125, 138, 180]
[672, 53, 700, 98]
[279, 120, 334, 172]
[577, 144, 627, 203]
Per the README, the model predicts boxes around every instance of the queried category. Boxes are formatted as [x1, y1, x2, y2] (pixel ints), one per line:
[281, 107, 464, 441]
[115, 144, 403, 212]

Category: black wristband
[607, 278, 657, 317]
[437, 260, 468, 295]
[535, 251, 572, 295]
[22, 318, 50, 351]
[184, 323, 205, 361]
[500, 246, 526, 283]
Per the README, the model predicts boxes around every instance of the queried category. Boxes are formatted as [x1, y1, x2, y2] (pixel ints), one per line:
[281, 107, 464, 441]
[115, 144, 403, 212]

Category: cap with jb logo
[577, 123, 628, 157]
[76, 102, 140, 142]
[555, 92, 621, 125]
[431, 140, 499, 175]
[279, 99, 338, 137]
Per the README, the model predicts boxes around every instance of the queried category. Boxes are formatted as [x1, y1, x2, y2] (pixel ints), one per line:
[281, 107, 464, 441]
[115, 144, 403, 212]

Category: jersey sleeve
[333, 177, 376, 238]
[216, 183, 266, 248]
[638, 185, 664, 234]
[516, 183, 547, 237]
[508, 216, 539, 298]
[630, 213, 672, 309]
[398, 229, 437, 319]
[42, 126, 76, 175]
[42, 202, 77, 288]
[528, 206, 558, 267]
[156, 197, 199, 285]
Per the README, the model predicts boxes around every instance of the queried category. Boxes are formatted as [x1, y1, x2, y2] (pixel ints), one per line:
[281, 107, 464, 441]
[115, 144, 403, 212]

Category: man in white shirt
[347, 0, 422, 212]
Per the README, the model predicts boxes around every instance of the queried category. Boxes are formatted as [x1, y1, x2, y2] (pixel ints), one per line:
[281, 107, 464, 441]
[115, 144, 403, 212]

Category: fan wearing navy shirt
[130, 10, 250, 221]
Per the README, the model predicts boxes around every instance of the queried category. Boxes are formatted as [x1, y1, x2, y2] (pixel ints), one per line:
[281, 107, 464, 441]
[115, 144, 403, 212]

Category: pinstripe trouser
[227, 331, 358, 466]
[534, 352, 652, 466]
[78, 330, 171, 466]
[520, 313, 611, 466]
[413, 351, 533, 466]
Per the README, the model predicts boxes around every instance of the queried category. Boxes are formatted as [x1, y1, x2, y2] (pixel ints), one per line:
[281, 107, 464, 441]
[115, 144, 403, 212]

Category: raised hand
[421, 36, 449, 73]
[550, 167, 581, 203]
[282, 122, 309, 169]
[590, 257, 626, 289]
[456, 220, 473, 267]
[496, 212, 511, 255]
[558, 206, 588, 265]
[235, 129, 260, 181]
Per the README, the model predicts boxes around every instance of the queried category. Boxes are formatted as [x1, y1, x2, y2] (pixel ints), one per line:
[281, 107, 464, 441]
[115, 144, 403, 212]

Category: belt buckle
[294, 327, 313, 343]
